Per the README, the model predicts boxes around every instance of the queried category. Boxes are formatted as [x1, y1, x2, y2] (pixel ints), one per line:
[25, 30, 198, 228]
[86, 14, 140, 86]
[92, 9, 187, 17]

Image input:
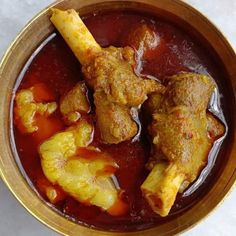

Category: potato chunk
[39, 120, 126, 213]
[67, 120, 94, 147]
[14, 88, 57, 133]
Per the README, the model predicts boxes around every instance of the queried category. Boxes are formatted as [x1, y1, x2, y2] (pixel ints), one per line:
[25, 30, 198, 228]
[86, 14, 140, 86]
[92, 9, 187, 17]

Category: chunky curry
[13, 8, 226, 231]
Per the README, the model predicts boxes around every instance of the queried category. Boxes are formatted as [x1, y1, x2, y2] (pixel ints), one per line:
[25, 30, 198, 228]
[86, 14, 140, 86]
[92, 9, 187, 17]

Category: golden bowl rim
[0, 0, 235, 235]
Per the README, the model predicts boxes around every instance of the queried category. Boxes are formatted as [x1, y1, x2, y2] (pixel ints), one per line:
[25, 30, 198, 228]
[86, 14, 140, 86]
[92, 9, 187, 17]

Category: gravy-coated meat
[142, 72, 225, 216]
[83, 46, 160, 106]
[94, 91, 138, 144]
[60, 82, 90, 124]
[51, 9, 163, 143]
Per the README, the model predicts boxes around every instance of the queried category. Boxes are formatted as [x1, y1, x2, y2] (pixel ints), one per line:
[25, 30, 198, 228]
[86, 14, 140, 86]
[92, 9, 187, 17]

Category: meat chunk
[51, 9, 164, 143]
[94, 91, 138, 144]
[161, 73, 216, 112]
[141, 72, 225, 217]
[60, 82, 90, 124]
[83, 46, 162, 143]
[207, 112, 225, 139]
[83, 46, 161, 107]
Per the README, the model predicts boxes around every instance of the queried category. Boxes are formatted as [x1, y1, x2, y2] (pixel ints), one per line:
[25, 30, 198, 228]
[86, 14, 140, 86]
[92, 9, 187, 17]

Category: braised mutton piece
[60, 82, 90, 124]
[141, 72, 225, 217]
[51, 9, 163, 144]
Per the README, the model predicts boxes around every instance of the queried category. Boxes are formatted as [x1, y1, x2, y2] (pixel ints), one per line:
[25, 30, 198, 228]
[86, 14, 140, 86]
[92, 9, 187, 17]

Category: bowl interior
[0, 0, 235, 235]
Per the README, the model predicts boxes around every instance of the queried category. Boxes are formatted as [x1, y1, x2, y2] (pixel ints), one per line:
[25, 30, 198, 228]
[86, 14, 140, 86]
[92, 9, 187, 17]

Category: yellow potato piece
[14, 89, 57, 133]
[39, 120, 119, 210]
[67, 120, 94, 147]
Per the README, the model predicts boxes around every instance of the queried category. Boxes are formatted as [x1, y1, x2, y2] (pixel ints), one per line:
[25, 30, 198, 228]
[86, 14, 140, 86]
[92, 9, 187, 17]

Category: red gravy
[12, 10, 229, 231]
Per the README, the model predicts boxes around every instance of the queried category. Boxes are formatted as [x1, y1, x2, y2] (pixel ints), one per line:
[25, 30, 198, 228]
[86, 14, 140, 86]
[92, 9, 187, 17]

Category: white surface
[0, 0, 235, 235]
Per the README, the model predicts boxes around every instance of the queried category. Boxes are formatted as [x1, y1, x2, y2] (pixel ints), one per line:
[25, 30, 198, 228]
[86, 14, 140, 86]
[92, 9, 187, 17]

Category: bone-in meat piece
[141, 72, 225, 217]
[51, 9, 163, 144]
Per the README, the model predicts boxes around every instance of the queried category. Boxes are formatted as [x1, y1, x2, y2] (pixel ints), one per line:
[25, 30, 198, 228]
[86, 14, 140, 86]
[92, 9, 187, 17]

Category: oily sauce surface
[13, 11, 228, 231]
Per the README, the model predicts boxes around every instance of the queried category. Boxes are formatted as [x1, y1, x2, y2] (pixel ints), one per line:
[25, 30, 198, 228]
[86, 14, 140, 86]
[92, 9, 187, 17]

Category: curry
[13, 9, 226, 231]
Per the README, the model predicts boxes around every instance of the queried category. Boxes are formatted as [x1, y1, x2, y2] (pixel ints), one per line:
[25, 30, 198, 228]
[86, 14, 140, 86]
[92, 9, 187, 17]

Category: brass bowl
[0, 0, 235, 235]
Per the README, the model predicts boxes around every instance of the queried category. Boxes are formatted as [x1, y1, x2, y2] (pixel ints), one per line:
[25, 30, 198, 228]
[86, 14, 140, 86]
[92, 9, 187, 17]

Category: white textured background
[0, 0, 235, 235]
